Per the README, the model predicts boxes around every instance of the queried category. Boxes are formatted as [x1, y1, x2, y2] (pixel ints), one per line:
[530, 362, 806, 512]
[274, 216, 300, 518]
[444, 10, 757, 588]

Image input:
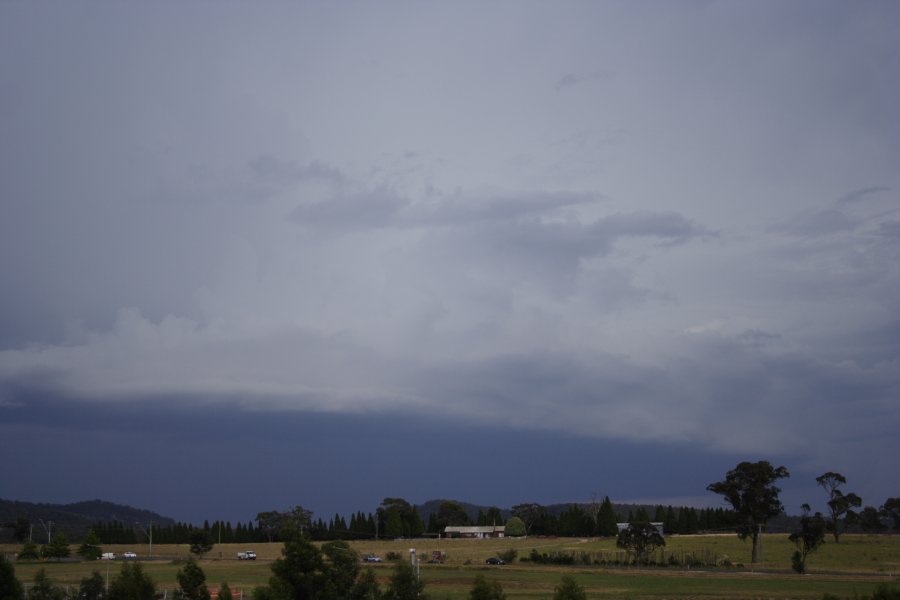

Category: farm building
[443, 525, 506, 538]
[616, 522, 665, 536]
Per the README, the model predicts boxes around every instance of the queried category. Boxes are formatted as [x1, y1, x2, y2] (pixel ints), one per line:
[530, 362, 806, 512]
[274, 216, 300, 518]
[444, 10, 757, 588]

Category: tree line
[11, 492, 898, 548]
[261, 497, 740, 543]
[6, 464, 898, 553]
[91, 519, 268, 545]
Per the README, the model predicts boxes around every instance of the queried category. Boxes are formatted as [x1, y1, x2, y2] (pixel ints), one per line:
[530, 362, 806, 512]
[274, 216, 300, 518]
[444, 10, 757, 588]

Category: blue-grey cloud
[554, 72, 610, 92]
[837, 186, 891, 206]
[773, 209, 861, 237]
[289, 188, 600, 231]
[290, 187, 409, 230]
[2, 0, 899, 522]
[249, 155, 348, 187]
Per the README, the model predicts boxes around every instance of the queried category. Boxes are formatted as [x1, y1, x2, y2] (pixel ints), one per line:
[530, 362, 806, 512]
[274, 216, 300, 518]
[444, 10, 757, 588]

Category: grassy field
[3, 535, 899, 599]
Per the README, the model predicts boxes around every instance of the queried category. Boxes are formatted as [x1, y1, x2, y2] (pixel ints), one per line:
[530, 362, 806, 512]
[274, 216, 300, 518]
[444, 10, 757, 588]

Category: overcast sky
[1, 1, 898, 525]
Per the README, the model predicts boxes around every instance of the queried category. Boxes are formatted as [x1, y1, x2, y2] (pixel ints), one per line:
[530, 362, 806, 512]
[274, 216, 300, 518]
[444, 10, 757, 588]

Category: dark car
[485, 557, 505, 565]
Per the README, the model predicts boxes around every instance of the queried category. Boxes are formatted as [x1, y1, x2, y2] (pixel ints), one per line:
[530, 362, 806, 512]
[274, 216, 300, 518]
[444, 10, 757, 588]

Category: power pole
[39, 519, 53, 543]
[135, 521, 153, 559]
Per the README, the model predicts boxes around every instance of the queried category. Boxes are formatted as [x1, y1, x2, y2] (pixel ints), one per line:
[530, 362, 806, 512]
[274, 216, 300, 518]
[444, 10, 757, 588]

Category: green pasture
[3, 535, 899, 599]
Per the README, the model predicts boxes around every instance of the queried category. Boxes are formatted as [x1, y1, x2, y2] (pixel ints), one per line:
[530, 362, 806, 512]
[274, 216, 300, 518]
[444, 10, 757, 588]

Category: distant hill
[0, 498, 175, 543]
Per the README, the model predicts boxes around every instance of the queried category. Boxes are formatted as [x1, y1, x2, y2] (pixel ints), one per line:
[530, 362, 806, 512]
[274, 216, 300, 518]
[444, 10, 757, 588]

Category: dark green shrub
[871, 585, 900, 600]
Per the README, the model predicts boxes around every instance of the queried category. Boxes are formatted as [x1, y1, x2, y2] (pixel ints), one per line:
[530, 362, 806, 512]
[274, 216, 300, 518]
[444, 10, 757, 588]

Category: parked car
[237, 551, 257, 560]
[123, 552, 137, 559]
[362, 554, 382, 563]
[485, 557, 505, 565]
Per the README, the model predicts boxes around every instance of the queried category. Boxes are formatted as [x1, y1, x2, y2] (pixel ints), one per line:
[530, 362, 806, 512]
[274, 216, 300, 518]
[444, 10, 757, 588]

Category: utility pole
[39, 519, 53, 544]
[135, 522, 153, 559]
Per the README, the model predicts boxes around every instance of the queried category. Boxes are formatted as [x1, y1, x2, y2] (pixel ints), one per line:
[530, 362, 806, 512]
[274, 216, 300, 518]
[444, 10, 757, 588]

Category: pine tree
[664, 507, 677, 535]
[686, 508, 699, 534]
[596, 497, 618, 536]
[383, 561, 426, 600]
[384, 511, 404, 538]
[405, 508, 421, 538]
[653, 506, 666, 523]
[485, 507, 504, 527]
[26, 569, 64, 600]
[469, 574, 506, 600]
[78, 530, 103, 561]
[0, 555, 24, 600]
[177, 558, 211, 600]
[351, 569, 380, 600]
[552, 576, 586, 600]
[42, 534, 70, 562]
[17, 542, 40, 561]
[108, 562, 156, 600]
[677, 508, 689, 534]
[78, 571, 104, 600]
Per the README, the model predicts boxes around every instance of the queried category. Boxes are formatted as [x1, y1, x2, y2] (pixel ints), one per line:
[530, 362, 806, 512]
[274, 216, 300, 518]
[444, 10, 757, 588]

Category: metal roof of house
[443, 525, 506, 533]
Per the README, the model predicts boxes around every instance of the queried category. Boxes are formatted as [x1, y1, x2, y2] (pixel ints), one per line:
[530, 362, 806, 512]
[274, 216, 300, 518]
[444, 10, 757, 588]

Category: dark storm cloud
[0, 386, 766, 523]
[405, 330, 900, 455]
